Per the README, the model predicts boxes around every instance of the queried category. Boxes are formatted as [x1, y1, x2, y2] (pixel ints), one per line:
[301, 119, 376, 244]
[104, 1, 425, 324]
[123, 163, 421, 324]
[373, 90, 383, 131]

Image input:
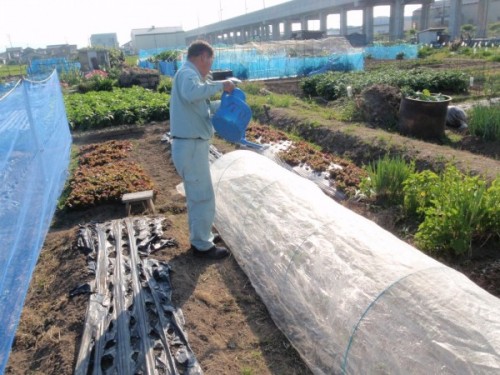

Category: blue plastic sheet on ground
[364, 44, 418, 59]
[0, 70, 71, 373]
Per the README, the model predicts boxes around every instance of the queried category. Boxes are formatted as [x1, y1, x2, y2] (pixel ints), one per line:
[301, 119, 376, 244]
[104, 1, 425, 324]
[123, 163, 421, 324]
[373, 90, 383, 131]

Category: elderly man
[169, 40, 235, 259]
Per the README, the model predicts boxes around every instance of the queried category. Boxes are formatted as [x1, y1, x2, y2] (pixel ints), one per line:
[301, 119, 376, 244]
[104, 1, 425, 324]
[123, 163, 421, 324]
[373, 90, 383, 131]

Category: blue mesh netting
[28, 57, 81, 76]
[364, 44, 418, 59]
[139, 46, 364, 80]
[210, 50, 364, 79]
[0, 81, 18, 99]
[0, 70, 71, 373]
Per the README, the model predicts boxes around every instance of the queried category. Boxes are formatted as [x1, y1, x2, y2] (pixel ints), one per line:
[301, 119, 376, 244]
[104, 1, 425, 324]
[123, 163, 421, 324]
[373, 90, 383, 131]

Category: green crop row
[64, 86, 170, 130]
[301, 68, 468, 100]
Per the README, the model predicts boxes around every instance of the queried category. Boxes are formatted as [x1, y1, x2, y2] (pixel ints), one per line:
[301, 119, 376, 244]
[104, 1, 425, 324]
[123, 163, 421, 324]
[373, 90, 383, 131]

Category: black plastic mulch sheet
[73, 217, 202, 375]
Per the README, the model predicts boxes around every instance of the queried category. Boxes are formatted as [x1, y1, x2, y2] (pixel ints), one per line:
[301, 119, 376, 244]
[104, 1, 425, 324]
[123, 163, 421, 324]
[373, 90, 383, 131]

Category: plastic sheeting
[0, 70, 71, 373]
[210, 150, 500, 375]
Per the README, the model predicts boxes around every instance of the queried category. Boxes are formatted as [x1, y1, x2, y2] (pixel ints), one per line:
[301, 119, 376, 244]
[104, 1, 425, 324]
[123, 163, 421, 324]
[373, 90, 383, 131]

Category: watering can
[211, 88, 263, 149]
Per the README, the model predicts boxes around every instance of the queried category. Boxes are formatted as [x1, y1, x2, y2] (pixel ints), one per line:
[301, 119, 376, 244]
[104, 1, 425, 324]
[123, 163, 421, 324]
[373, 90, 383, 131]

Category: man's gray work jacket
[169, 60, 223, 140]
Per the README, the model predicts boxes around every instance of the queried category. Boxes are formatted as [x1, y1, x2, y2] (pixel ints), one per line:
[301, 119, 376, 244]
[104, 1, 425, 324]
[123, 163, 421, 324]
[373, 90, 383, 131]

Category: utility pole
[7, 34, 12, 48]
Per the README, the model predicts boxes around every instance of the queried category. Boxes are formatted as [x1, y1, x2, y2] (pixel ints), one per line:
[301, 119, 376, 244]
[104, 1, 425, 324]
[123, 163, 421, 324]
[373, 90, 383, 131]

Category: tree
[461, 24, 476, 37]
[488, 22, 500, 38]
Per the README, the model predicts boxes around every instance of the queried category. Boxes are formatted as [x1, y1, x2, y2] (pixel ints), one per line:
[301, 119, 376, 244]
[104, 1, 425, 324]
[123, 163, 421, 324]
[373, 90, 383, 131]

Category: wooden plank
[122, 190, 154, 203]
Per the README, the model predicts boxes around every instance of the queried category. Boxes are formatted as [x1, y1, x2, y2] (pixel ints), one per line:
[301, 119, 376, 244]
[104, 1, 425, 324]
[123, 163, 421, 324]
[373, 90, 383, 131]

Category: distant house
[6, 47, 23, 64]
[46, 44, 78, 59]
[90, 33, 119, 49]
[417, 28, 450, 45]
[131, 26, 186, 53]
[78, 49, 110, 72]
[121, 41, 135, 56]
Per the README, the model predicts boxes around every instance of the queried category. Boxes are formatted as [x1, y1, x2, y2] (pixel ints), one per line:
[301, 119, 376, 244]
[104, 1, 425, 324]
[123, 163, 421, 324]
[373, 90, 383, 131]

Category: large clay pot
[399, 95, 452, 140]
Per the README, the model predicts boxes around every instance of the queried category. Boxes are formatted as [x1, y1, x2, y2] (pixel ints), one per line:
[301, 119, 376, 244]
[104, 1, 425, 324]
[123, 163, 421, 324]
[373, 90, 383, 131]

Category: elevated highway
[185, 0, 468, 45]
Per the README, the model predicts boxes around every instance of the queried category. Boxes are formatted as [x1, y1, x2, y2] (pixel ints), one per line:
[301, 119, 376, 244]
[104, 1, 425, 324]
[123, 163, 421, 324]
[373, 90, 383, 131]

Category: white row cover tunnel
[210, 150, 500, 375]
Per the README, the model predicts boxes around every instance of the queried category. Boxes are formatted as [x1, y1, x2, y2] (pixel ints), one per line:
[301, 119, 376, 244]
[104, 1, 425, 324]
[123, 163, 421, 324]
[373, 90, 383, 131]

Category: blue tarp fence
[0, 70, 71, 373]
[137, 60, 178, 77]
[28, 57, 81, 76]
[364, 44, 419, 59]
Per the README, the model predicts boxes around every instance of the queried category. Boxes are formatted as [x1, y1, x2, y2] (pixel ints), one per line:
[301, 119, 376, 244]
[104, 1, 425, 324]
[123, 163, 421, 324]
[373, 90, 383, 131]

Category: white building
[131, 26, 186, 53]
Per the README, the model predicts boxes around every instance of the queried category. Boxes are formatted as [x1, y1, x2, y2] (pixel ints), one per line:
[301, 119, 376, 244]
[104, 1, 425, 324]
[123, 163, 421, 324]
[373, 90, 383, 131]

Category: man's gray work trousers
[171, 138, 215, 250]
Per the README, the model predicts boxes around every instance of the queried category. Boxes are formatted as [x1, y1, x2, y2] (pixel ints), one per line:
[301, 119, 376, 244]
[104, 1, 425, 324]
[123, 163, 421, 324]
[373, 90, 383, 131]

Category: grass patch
[360, 154, 415, 205]
[468, 104, 500, 141]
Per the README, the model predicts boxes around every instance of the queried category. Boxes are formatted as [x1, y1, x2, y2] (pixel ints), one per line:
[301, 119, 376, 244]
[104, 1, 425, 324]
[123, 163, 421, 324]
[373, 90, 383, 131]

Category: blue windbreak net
[210, 50, 364, 79]
[138, 38, 364, 80]
[364, 44, 419, 59]
[0, 70, 72, 373]
[28, 57, 81, 76]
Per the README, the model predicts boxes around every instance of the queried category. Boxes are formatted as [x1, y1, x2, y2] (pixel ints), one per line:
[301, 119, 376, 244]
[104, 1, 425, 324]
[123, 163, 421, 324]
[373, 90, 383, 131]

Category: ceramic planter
[399, 94, 452, 140]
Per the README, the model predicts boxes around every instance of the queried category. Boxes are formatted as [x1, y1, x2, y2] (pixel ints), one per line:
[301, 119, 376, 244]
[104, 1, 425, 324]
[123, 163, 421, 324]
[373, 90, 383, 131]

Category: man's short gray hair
[187, 40, 214, 59]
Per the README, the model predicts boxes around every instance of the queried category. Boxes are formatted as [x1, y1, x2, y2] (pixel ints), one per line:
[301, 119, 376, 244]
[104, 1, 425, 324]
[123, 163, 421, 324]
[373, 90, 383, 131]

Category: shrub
[157, 76, 173, 94]
[403, 170, 440, 218]
[417, 45, 434, 58]
[77, 74, 115, 93]
[59, 69, 82, 86]
[404, 166, 493, 255]
[483, 178, 500, 238]
[300, 74, 324, 97]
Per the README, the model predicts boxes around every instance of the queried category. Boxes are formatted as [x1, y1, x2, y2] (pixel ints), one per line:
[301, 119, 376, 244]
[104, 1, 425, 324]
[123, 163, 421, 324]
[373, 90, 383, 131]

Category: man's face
[197, 52, 214, 77]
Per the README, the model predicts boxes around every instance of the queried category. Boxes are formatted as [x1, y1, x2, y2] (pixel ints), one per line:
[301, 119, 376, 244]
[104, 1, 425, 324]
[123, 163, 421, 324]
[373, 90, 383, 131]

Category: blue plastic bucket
[212, 88, 252, 143]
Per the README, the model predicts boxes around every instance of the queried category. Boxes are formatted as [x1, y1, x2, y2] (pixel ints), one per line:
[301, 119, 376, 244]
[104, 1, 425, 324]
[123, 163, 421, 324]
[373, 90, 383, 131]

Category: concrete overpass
[185, 0, 470, 45]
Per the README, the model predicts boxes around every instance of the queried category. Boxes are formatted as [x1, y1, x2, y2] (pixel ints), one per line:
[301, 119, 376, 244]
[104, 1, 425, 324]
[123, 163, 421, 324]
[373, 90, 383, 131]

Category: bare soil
[6, 91, 500, 374]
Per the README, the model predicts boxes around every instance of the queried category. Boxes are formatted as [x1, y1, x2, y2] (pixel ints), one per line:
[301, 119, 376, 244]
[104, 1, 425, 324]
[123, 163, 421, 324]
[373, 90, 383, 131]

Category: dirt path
[265, 107, 499, 181]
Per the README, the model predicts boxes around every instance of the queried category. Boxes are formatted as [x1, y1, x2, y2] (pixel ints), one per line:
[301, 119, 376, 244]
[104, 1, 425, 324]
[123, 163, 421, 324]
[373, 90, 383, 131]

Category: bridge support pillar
[449, 0, 462, 40]
[389, 0, 405, 41]
[340, 8, 348, 36]
[363, 6, 374, 44]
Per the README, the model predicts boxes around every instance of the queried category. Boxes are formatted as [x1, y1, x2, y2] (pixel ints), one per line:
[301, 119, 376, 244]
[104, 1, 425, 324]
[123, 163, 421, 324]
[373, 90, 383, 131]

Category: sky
[0, 0, 421, 51]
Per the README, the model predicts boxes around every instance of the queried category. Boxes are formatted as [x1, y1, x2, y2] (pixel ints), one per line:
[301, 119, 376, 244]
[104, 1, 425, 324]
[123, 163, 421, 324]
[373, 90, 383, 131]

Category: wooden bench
[122, 190, 156, 216]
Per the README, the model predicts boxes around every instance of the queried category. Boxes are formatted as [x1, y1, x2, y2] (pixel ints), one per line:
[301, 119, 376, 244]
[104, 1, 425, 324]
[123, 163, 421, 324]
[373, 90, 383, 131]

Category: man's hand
[222, 80, 236, 93]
